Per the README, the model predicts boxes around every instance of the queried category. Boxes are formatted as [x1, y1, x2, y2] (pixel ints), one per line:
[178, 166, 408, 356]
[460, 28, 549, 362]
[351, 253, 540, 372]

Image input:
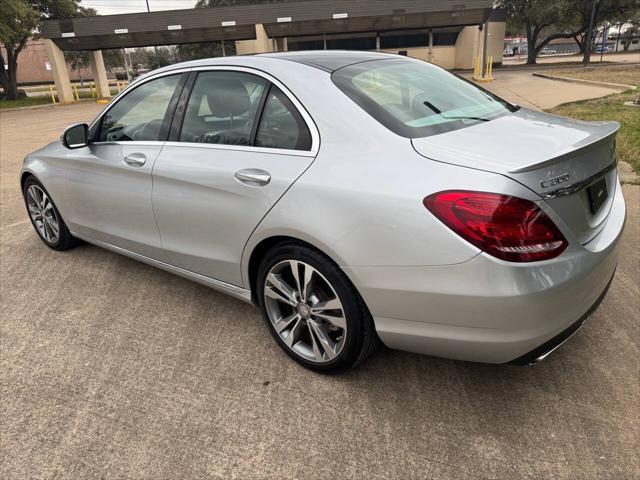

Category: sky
[80, 0, 198, 15]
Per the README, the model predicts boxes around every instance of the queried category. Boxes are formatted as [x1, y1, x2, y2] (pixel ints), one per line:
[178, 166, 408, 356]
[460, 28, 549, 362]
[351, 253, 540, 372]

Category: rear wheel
[23, 177, 78, 251]
[257, 243, 379, 373]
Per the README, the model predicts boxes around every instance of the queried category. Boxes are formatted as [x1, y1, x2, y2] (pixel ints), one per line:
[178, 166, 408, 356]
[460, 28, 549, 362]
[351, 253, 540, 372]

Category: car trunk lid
[412, 109, 620, 245]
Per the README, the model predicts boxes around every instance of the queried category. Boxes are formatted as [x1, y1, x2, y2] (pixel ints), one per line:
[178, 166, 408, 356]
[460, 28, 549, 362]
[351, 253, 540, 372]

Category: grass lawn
[549, 90, 640, 174]
[545, 65, 640, 86]
[548, 65, 639, 175]
[0, 96, 54, 109]
[0, 88, 120, 110]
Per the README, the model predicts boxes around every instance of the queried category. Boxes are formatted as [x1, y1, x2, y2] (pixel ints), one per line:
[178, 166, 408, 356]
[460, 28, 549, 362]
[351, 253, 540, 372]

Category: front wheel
[22, 176, 78, 251]
[257, 243, 379, 373]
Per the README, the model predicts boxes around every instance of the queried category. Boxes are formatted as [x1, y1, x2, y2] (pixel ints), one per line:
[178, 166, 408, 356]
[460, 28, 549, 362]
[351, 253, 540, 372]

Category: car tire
[22, 176, 79, 251]
[257, 242, 379, 373]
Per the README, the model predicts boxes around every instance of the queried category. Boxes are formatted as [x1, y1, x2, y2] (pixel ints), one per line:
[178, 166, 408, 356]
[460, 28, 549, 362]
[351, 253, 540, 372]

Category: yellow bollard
[117, 82, 121, 93]
[73, 83, 80, 101]
[49, 85, 56, 104]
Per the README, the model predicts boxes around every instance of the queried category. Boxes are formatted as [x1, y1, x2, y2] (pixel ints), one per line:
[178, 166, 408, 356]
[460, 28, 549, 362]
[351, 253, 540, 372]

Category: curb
[532, 72, 637, 91]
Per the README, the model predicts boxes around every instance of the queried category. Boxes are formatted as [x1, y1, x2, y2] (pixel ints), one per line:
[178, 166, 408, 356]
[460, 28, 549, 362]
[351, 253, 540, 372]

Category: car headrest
[205, 78, 251, 117]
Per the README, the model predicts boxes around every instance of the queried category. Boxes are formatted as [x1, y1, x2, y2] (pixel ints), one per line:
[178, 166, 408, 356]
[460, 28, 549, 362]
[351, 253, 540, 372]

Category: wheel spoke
[274, 313, 300, 334]
[265, 286, 294, 306]
[310, 298, 342, 312]
[307, 322, 325, 362]
[42, 221, 53, 242]
[308, 320, 337, 360]
[301, 263, 314, 302]
[311, 298, 346, 329]
[289, 260, 303, 299]
[34, 219, 45, 237]
[28, 186, 41, 205]
[265, 273, 297, 306]
[284, 316, 305, 348]
[41, 192, 50, 211]
[313, 311, 347, 330]
[47, 217, 60, 236]
[28, 203, 40, 216]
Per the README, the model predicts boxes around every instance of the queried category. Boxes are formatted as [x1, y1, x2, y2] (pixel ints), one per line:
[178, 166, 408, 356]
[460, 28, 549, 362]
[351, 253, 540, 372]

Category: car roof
[146, 50, 397, 79]
[259, 50, 396, 72]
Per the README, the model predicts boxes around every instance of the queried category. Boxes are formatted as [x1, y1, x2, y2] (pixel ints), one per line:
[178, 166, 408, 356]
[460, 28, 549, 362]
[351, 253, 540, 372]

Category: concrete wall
[487, 21, 505, 64]
[380, 46, 457, 69]
[454, 23, 504, 69]
[2, 38, 93, 85]
[236, 24, 275, 55]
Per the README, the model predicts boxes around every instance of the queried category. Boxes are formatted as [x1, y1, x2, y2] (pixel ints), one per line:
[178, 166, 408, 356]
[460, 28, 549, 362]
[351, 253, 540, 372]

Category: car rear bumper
[344, 177, 626, 364]
[507, 267, 615, 365]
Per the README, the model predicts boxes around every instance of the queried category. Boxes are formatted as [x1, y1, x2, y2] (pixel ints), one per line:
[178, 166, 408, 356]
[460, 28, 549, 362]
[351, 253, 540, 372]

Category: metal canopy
[40, 0, 494, 51]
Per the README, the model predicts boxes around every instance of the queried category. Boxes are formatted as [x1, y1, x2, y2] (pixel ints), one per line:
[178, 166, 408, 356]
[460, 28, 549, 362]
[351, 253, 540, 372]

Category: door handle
[234, 169, 271, 187]
[124, 153, 146, 167]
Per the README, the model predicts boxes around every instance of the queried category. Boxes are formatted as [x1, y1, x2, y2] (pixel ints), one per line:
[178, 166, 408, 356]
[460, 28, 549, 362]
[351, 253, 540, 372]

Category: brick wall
[2, 38, 94, 85]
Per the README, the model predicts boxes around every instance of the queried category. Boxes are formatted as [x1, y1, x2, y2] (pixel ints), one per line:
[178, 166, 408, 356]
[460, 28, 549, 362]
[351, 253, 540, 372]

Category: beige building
[2, 38, 93, 85]
[237, 14, 506, 70]
[35, 1, 504, 103]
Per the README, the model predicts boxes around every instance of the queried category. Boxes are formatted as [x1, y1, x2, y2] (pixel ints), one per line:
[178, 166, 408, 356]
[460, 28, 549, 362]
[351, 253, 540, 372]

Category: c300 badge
[541, 173, 570, 189]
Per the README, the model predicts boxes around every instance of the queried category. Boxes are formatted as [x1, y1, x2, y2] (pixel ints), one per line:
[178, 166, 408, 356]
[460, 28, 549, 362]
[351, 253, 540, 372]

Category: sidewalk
[465, 70, 621, 110]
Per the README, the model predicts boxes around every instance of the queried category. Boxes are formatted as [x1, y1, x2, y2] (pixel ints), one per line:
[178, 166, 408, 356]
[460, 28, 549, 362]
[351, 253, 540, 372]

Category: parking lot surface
[1, 103, 638, 479]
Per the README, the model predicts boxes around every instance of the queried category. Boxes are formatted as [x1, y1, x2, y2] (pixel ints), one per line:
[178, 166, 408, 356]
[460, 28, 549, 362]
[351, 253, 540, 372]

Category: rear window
[332, 58, 516, 138]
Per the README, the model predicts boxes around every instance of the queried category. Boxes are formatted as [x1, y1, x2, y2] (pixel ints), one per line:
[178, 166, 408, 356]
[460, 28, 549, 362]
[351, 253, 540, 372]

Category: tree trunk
[525, 23, 537, 65]
[1, 42, 25, 101]
[1, 51, 19, 100]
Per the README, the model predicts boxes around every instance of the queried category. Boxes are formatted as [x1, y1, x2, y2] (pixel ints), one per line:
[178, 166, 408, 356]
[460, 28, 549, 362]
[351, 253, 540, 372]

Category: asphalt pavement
[1, 99, 638, 479]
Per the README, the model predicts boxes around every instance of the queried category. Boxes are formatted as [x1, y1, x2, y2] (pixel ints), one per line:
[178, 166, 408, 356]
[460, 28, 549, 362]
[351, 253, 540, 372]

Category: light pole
[583, 0, 598, 66]
[146, 0, 161, 68]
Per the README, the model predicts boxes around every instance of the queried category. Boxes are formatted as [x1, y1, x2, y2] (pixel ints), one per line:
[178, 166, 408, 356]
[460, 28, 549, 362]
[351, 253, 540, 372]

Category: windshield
[332, 58, 516, 138]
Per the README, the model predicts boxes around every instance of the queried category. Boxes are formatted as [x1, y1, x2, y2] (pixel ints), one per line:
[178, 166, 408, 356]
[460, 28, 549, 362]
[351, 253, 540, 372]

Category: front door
[65, 73, 185, 258]
[152, 70, 317, 286]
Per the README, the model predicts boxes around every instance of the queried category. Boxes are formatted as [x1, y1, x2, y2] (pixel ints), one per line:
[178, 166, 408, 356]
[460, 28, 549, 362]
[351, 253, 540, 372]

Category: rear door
[152, 68, 318, 286]
[66, 72, 186, 258]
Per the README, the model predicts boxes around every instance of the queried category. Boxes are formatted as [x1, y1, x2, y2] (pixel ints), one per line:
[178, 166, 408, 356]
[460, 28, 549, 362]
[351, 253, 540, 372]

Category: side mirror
[61, 123, 89, 149]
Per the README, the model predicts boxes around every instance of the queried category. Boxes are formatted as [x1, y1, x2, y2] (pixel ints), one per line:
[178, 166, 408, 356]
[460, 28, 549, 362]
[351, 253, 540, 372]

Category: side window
[180, 71, 267, 146]
[256, 87, 312, 151]
[98, 74, 182, 142]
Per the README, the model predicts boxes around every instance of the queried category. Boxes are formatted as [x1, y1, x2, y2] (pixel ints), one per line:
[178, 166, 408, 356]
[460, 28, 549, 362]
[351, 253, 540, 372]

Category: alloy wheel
[26, 185, 60, 244]
[263, 260, 347, 363]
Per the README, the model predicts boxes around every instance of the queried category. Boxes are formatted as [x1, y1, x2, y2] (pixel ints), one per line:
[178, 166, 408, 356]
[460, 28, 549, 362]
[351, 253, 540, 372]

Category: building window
[288, 39, 324, 51]
[327, 36, 376, 50]
[381, 31, 460, 49]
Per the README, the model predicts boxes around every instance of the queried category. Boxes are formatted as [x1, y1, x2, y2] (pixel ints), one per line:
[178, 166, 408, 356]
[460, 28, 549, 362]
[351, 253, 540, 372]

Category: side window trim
[88, 69, 191, 144]
[254, 86, 312, 151]
[158, 73, 190, 142]
[170, 66, 319, 154]
[249, 83, 272, 147]
[168, 71, 198, 142]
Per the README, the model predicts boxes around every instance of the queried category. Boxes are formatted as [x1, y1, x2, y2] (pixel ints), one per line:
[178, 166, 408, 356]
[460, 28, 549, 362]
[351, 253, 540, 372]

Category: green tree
[0, 0, 88, 100]
[498, 0, 638, 64]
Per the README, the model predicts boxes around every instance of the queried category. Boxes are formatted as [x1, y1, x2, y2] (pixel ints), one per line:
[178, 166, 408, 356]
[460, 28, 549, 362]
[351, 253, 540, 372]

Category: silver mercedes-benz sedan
[21, 51, 626, 372]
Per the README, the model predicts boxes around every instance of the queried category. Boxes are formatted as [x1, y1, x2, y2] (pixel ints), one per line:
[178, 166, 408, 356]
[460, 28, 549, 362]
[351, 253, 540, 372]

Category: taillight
[423, 191, 568, 262]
